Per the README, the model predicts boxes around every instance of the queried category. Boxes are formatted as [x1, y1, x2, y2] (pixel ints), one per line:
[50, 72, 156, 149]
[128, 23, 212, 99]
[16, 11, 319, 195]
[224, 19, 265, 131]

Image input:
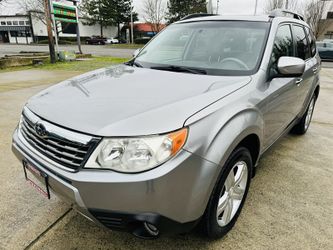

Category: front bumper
[12, 128, 219, 236]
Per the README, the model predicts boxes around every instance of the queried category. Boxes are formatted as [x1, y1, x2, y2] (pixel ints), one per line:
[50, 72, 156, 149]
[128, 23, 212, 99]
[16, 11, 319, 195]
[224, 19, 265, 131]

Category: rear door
[292, 25, 319, 116]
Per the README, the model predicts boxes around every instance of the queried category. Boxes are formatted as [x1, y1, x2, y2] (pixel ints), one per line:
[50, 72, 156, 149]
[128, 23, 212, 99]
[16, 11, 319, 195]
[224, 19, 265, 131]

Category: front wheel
[291, 95, 316, 135]
[202, 147, 252, 239]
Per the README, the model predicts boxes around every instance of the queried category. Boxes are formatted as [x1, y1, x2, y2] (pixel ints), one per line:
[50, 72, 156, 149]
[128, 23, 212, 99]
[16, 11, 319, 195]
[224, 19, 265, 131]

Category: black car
[86, 36, 107, 45]
[316, 42, 333, 60]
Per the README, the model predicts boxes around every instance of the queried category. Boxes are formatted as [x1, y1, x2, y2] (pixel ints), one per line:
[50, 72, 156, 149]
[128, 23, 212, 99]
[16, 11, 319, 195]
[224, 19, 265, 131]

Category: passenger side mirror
[133, 48, 141, 58]
[277, 56, 305, 77]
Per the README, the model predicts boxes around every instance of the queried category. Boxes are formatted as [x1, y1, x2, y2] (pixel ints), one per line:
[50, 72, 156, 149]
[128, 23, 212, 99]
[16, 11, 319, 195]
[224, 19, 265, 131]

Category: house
[318, 12, 333, 40]
[0, 11, 117, 44]
[121, 23, 166, 43]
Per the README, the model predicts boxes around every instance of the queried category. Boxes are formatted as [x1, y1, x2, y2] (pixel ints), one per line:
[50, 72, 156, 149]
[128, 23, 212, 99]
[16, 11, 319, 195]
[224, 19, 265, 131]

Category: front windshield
[135, 21, 270, 76]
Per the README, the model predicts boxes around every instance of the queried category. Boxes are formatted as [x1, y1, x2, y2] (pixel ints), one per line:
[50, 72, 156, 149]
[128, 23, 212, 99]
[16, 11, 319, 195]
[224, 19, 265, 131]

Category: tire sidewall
[204, 147, 253, 239]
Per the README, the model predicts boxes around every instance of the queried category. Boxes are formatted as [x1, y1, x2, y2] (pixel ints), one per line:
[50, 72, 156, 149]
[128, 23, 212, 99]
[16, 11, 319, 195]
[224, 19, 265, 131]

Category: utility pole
[50, 2, 59, 56]
[130, 0, 134, 44]
[44, 0, 56, 63]
[73, 0, 82, 54]
[254, 0, 258, 15]
[285, 0, 289, 9]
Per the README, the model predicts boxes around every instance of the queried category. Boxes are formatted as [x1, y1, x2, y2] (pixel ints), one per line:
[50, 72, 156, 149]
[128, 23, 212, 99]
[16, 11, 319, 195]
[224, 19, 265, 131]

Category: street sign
[52, 2, 78, 23]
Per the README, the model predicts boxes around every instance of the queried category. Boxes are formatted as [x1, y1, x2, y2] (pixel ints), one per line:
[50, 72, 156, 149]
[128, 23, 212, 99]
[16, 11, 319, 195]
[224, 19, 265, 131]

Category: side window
[293, 25, 311, 60]
[269, 25, 294, 76]
[305, 26, 316, 57]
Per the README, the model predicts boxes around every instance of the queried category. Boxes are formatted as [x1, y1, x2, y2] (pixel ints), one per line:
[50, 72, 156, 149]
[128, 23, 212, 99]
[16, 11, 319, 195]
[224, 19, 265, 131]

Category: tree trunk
[117, 22, 120, 38]
[100, 21, 103, 37]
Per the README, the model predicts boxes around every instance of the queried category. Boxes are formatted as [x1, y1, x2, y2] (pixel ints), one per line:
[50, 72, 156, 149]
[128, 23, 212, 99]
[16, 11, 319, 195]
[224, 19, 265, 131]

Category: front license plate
[23, 161, 50, 199]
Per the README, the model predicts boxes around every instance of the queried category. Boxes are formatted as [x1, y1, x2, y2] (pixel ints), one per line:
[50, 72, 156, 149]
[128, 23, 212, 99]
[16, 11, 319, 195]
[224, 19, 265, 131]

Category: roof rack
[269, 9, 304, 21]
[181, 13, 217, 21]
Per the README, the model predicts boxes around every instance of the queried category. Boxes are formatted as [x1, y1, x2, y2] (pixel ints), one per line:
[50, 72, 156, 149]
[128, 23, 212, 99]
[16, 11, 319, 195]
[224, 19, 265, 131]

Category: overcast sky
[0, 0, 325, 18]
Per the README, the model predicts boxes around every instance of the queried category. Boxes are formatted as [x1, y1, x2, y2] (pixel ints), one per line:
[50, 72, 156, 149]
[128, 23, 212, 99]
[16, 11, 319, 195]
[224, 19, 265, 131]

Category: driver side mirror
[132, 48, 141, 58]
[277, 56, 305, 77]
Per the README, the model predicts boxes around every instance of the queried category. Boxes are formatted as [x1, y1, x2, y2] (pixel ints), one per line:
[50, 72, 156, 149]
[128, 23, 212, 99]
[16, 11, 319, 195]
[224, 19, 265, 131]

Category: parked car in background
[317, 42, 333, 60]
[106, 37, 119, 44]
[323, 39, 333, 44]
[86, 36, 107, 45]
[12, 10, 320, 240]
[114, 36, 127, 44]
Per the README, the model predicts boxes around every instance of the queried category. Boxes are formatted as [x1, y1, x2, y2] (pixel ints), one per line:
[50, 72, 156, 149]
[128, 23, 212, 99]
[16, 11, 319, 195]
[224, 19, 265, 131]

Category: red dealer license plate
[23, 161, 50, 199]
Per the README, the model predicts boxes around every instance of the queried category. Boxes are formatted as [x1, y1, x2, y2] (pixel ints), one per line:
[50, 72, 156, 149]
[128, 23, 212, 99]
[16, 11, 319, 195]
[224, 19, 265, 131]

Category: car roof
[176, 15, 271, 23]
[176, 14, 309, 27]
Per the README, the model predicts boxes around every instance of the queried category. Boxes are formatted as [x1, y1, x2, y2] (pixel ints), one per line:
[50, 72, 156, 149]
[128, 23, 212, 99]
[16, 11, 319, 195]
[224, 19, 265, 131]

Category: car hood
[27, 65, 251, 136]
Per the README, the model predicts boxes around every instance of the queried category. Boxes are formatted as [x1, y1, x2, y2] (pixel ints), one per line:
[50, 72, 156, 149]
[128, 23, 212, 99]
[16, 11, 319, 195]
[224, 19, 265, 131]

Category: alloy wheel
[216, 161, 248, 227]
[305, 98, 315, 130]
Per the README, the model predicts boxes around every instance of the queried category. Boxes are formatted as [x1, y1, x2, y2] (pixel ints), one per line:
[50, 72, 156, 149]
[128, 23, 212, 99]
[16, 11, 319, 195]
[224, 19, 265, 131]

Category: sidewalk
[0, 70, 81, 93]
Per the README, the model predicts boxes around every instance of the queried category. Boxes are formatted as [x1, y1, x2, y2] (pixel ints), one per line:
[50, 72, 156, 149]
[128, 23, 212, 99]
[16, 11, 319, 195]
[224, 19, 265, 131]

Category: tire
[202, 147, 252, 239]
[291, 95, 316, 135]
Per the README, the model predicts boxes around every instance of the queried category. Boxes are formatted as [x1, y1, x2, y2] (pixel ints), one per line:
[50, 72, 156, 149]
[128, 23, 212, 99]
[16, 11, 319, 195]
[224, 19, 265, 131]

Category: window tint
[269, 25, 293, 76]
[305, 27, 316, 57]
[294, 25, 311, 60]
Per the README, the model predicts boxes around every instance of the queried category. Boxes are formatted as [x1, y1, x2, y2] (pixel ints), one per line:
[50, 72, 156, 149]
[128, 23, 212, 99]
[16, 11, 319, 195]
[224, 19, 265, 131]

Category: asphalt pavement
[0, 44, 135, 58]
[0, 66, 332, 249]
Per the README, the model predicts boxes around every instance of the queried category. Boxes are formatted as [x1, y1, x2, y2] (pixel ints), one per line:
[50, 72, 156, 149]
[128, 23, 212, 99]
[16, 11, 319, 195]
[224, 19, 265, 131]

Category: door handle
[313, 67, 318, 74]
[295, 78, 303, 86]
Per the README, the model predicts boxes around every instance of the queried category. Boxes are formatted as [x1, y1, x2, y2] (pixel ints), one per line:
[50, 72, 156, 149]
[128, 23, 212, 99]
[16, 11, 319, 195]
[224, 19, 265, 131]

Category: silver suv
[12, 10, 320, 239]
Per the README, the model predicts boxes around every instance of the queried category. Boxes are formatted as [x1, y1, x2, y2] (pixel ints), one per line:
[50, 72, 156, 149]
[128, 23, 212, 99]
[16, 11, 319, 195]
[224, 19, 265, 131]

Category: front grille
[19, 107, 100, 171]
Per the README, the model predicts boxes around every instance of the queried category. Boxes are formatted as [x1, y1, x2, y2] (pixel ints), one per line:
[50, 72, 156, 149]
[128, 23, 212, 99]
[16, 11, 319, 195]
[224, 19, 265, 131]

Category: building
[121, 23, 166, 43]
[318, 12, 333, 40]
[0, 15, 32, 44]
[0, 11, 117, 44]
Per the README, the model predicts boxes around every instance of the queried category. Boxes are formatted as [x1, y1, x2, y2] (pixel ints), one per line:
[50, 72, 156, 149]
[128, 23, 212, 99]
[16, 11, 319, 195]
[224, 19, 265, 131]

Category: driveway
[0, 68, 332, 249]
[0, 44, 135, 58]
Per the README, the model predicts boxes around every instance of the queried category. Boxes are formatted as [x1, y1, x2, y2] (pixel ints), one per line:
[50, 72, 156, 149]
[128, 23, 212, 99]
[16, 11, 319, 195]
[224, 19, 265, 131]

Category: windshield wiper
[151, 65, 207, 75]
[124, 59, 143, 68]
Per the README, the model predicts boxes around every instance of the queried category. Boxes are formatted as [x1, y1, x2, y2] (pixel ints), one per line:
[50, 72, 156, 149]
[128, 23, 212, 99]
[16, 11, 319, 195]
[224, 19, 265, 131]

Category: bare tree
[265, 0, 298, 13]
[265, 0, 284, 12]
[19, 0, 45, 24]
[19, 0, 64, 38]
[304, 0, 333, 37]
[142, 0, 166, 33]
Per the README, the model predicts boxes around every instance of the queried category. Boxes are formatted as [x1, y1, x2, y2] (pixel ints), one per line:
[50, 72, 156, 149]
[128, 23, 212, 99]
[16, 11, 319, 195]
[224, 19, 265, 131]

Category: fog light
[144, 222, 159, 236]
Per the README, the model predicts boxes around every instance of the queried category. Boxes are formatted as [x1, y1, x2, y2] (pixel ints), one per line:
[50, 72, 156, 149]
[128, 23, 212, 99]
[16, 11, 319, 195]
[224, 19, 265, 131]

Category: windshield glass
[135, 21, 270, 76]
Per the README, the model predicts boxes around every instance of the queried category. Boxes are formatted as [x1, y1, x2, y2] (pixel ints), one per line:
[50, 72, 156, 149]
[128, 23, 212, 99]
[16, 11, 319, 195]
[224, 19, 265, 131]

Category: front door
[261, 24, 300, 149]
[0, 31, 9, 43]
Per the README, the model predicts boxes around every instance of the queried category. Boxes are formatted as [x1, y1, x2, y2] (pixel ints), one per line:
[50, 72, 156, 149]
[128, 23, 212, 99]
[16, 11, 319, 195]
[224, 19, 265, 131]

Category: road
[0, 44, 332, 68]
[0, 68, 333, 249]
[0, 44, 135, 58]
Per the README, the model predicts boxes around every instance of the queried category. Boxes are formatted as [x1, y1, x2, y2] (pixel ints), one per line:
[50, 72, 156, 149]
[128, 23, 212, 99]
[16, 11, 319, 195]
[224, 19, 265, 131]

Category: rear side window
[293, 25, 311, 60]
[305, 27, 316, 57]
[269, 25, 294, 76]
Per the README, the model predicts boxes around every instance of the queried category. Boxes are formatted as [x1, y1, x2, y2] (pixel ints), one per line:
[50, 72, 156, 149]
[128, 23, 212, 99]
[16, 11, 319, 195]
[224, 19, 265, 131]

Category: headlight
[85, 128, 188, 173]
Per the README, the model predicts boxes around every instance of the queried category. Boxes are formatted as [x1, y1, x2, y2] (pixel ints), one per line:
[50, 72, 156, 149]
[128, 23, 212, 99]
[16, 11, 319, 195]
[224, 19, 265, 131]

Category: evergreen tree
[102, 0, 138, 37]
[166, 0, 207, 24]
[81, 0, 137, 37]
[80, 0, 112, 36]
